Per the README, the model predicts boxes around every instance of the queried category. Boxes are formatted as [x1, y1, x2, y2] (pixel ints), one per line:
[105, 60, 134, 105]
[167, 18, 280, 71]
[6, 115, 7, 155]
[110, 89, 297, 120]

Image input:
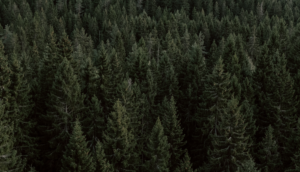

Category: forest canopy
[0, 0, 299, 171]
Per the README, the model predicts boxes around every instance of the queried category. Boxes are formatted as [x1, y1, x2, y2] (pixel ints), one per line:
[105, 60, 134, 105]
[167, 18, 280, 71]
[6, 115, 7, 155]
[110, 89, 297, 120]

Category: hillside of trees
[0, 0, 300, 171]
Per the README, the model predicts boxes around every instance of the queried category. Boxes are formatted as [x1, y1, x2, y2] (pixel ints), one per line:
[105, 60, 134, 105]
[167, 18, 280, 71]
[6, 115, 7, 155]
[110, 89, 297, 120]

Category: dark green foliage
[0, 40, 10, 100]
[102, 100, 137, 171]
[42, 57, 84, 171]
[256, 51, 298, 167]
[82, 95, 105, 152]
[0, 101, 25, 172]
[144, 117, 170, 172]
[256, 125, 282, 172]
[160, 96, 186, 171]
[1, 0, 300, 171]
[80, 56, 99, 103]
[8, 53, 37, 167]
[94, 141, 113, 172]
[236, 158, 260, 172]
[174, 152, 197, 172]
[60, 120, 95, 172]
[204, 98, 251, 172]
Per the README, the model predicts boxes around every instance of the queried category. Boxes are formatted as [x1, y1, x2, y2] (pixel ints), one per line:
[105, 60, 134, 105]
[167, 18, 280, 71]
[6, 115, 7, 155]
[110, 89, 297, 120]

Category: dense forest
[1, 0, 300, 171]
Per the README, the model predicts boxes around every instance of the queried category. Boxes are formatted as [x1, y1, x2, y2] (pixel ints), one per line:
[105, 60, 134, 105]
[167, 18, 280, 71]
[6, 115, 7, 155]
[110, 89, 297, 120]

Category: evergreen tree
[0, 40, 11, 106]
[60, 120, 95, 172]
[94, 141, 113, 172]
[257, 51, 298, 166]
[144, 117, 170, 172]
[0, 101, 25, 172]
[8, 52, 37, 167]
[95, 42, 110, 114]
[41, 57, 85, 171]
[160, 96, 186, 171]
[194, 57, 232, 167]
[80, 56, 99, 103]
[102, 100, 137, 171]
[204, 98, 251, 172]
[57, 31, 79, 75]
[82, 95, 105, 152]
[286, 148, 300, 172]
[174, 152, 197, 172]
[236, 158, 260, 172]
[256, 125, 282, 172]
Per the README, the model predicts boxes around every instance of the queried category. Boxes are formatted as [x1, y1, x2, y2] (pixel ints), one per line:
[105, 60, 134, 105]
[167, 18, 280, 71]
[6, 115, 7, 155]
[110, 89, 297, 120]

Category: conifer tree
[8, 52, 37, 167]
[0, 101, 25, 172]
[160, 96, 186, 171]
[143, 68, 159, 134]
[80, 56, 99, 103]
[286, 148, 300, 172]
[204, 97, 251, 172]
[256, 125, 282, 172]
[102, 100, 137, 171]
[57, 31, 79, 75]
[42, 57, 85, 171]
[145, 0, 157, 17]
[105, 48, 125, 109]
[94, 141, 113, 172]
[236, 158, 260, 172]
[174, 152, 197, 172]
[0, 40, 11, 106]
[194, 57, 232, 167]
[127, 43, 148, 85]
[82, 95, 105, 152]
[95, 42, 110, 113]
[222, 34, 237, 71]
[60, 120, 95, 172]
[258, 51, 297, 165]
[28, 166, 38, 172]
[36, 26, 59, 114]
[157, 51, 179, 102]
[144, 117, 170, 172]
[207, 40, 218, 72]
[288, 119, 300, 171]
[253, 44, 274, 136]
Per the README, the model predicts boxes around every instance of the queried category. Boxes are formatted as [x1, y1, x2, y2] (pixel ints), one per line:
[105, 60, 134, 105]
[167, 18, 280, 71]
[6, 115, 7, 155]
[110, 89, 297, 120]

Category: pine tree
[204, 97, 251, 172]
[258, 52, 298, 166]
[160, 96, 186, 171]
[256, 125, 282, 172]
[146, 0, 156, 17]
[286, 148, 300, 172]
[174, 152, 197, 172]
[95, 41, 110, 114]
[253, 44, 274, 136]
[28, 166, 38, 172]
[127, 42, 148, 85]
[0, 101, 25, 172]
[236, 158, 260, 172]
[7, 52, 37, 167]
[207, 40, 218, 72]
[0, 40, 11, 106]
[222, 34, 237, 71]
[80, 56, 99, 103]
[94, 141, 113, 172]
[194, 57, 232, 167]
[102, 100, 137, 171]
[144, 117, 170, 172]
[42, 57, 85, 171]
[105, 48, 125, 109]
[57, 31, 79, 75]
[36, 26, 59, 114]
[82, 95, 105, 152]
[157, 51, 179, 102]
[60, 120, 95, 172]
